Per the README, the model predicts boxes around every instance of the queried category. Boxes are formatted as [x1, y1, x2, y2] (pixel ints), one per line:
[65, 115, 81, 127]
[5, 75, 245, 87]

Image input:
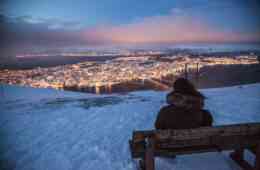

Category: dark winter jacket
[155, 91, 213, 130]
[155, 105, 213, 129]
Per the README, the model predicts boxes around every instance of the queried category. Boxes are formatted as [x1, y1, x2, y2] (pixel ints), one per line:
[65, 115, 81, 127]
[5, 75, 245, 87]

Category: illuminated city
[0, 53, 258, 93]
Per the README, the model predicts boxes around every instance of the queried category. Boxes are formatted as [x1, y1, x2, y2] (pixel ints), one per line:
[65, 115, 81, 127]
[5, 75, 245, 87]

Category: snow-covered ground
[0, 83, 260, 170]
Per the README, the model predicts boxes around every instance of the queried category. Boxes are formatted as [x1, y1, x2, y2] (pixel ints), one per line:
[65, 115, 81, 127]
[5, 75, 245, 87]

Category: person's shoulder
[159, 105, 185, 116]
[162, 104, 175, 110]
[200, 109, 213, 126]
[201, 109, 212, 115]
[159, 105, 175, 113]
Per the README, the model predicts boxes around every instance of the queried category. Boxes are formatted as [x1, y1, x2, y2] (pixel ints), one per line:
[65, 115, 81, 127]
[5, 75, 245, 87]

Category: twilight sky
[1, 0, 260, 55]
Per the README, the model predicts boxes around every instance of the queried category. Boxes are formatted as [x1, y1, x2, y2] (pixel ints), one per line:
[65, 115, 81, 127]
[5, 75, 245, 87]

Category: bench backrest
[130, 123, 260, 158]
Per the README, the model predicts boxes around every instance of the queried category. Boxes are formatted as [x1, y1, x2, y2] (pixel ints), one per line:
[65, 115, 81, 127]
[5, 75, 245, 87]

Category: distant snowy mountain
[1, 83, 260, 170]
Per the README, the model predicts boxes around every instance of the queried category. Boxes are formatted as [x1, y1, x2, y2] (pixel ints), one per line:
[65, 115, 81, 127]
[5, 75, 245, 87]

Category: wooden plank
[132, 145, 235, 158]
[157, 135, 260, 148]
[157, 123, 260, 140]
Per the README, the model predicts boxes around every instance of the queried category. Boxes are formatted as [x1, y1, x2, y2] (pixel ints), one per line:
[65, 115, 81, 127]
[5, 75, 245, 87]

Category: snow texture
[0, 83, 260, 170]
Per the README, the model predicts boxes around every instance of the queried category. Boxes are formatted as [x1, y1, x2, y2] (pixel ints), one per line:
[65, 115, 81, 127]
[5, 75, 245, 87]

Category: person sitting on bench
[155, 78, 213, 130]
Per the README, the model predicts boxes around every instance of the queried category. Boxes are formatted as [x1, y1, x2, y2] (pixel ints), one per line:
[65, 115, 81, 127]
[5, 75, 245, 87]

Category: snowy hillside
[1, 84, 260, 170]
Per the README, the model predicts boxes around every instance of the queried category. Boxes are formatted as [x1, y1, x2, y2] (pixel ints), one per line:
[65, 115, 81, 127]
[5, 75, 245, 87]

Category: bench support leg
[255, 144, 260, 170]
[140, 137, 155, 170]
[139, 159, 145, 170]
[230, 148, 254, 170]
[144, 144, 155, 170]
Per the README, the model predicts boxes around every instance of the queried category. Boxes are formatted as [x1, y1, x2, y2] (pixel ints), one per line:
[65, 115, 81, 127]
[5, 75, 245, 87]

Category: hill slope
[1, 83, 260, 170]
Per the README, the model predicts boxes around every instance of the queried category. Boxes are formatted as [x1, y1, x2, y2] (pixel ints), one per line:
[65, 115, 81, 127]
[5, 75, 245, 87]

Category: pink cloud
[82, 13, 260, 44]
[2, 12, 260, 56]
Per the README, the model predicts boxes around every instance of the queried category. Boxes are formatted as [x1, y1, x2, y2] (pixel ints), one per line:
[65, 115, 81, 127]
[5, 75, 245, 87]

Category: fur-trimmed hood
[166, 91, 204, 109]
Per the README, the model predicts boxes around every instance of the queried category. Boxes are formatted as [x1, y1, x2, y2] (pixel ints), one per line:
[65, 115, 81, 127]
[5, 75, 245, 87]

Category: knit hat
[173, 78, 204, 98]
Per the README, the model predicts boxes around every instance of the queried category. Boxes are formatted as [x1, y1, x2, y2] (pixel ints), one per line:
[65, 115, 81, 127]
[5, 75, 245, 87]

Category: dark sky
[1, 0, 260, 56]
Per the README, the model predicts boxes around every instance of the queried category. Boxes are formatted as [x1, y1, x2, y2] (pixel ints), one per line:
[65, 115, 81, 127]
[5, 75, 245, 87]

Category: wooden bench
[129, 123, 260, 170]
